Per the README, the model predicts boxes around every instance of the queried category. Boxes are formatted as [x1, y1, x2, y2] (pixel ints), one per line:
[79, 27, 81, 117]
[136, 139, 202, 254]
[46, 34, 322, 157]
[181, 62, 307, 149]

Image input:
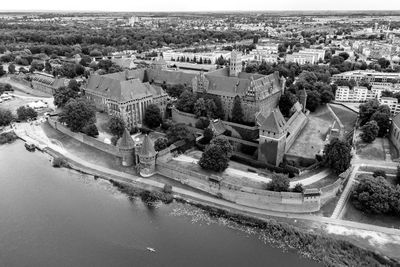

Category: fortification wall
[156, 160, 320, 213]
[31, 81, 54, 95]
[47, 118, 121, 157]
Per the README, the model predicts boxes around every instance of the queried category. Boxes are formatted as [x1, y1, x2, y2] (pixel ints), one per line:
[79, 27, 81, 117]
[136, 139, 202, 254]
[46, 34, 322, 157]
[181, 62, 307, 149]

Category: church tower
[138, 135, 156, 177]
[229, 50, 242, 77]
[117, 128, 136, 167]
[256, 109, 287, 167]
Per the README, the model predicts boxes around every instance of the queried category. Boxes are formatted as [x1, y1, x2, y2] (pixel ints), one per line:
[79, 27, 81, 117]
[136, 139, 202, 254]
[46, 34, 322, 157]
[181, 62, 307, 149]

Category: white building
[335, 86, 374, 102]
[163, 51, 231, 64]
[380, 97, 400, 115]
[332, 70, 400, 87]
[285, 52, 317, 64]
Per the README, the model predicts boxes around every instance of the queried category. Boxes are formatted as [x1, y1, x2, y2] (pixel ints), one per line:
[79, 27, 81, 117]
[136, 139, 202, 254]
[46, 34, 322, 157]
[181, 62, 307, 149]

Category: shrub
[292, 183, 304, 193]
[0, 108, 14, 126]
[16, 106, 37, 121]
[266, 173, 290, 192]
[163, 184, 173, 194]
[0, 132, 18, 144]
[154, 138, 168, 151]
[52, 157, 69, 168]
[82, 123, 99, 137]
[372, 170, 386, 179]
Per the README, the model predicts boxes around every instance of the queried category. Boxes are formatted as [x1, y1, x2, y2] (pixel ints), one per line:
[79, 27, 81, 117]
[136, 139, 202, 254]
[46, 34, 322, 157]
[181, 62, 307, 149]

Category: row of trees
[359, 100, 391, 138]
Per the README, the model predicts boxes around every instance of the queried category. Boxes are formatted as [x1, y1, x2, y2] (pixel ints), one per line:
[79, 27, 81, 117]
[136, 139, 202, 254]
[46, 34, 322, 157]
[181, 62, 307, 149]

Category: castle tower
[138, 134, 156, 177]
[118, 128, 136, 167]
[229, 50, 242, 77]
[256, 109, 287, 166]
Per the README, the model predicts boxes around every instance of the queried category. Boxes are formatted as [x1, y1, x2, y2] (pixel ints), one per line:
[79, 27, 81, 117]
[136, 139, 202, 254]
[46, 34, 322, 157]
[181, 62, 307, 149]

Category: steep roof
[85, 73, 165, 103]
[117, 128, 135, 149]
[139, 135, 156, 157]
[256, 108, 286, 133]
[393, 112, 400, 129]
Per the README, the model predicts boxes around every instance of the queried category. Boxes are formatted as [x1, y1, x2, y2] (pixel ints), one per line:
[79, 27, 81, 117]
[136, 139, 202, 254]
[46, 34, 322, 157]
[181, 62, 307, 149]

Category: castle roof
[256, 108, 286, 133]
[117, 128, 135, 149]
[139, 134, 156, 157]
[85, 72, 166, 103]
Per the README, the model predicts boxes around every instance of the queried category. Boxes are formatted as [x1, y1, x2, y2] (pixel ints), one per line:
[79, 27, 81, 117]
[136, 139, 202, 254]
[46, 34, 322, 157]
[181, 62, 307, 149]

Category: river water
[0, 141, 321, 267]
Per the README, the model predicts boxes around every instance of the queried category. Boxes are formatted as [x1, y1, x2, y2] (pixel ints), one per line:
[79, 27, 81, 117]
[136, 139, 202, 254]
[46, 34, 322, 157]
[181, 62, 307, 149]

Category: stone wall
[31, 81, 54, 95]
[47, 118, 121, 157]
[156, 159, 321, 213]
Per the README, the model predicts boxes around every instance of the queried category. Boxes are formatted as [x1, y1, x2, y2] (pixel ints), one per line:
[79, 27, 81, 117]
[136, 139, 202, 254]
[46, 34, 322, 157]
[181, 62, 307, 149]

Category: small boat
[146, 247, 156, 252]
[25, 142, 36, 152]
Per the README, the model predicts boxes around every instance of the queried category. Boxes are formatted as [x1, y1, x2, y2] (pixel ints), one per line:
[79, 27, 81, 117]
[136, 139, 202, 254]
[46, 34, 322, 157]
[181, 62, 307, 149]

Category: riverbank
[37, 145, 399, 266]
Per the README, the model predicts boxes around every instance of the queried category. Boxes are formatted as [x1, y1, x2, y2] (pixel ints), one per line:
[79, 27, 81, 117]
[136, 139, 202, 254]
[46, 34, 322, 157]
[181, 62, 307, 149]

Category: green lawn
[343, 201, 400, 230]
[304, 173, 338, 189]
[329, 104, 357, 134]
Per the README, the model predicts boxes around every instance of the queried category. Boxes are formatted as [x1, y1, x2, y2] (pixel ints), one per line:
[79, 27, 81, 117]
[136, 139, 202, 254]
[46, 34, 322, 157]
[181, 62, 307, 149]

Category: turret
[118, 128, 136, 166]
[138, 134, 156, 177]
[229, 50, 242, 77]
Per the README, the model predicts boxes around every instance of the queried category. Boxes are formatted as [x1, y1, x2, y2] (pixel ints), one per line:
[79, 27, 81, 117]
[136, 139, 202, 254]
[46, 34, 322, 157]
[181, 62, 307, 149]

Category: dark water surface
[0, 141, 321, 267]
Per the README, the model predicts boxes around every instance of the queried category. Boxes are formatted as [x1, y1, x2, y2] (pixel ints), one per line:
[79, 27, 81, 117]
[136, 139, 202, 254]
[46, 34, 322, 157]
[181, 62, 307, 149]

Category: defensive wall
[156, 155, 321, 213]
[47, 118, 121, 157]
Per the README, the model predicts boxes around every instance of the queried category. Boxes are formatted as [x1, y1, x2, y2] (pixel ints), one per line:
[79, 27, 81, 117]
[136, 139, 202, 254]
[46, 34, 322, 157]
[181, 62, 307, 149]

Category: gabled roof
[117, 128, 135, 149]
[256, 108, 287, 133]
[393, 112, 400, 128]
[139, 135, 156, 157]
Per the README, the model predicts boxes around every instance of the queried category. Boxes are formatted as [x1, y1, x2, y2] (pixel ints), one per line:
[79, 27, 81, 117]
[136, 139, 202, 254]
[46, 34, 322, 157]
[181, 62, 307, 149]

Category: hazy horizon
[1, 0, 400, 13]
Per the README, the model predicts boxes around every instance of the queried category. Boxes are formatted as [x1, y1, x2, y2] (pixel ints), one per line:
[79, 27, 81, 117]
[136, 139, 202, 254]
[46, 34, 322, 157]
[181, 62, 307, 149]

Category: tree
[59, 98, 96, 132]
[210, 136, 233, 158]
[305, 90, 321, 112]
[292, 183, 304, 193]
[108, 116, 125, 137]
[323, 138, 352, 174]
[266, 173, 290, 192]
[53, 86, 79, 108]
[195, 117, 210, 130]
[0, 108, 14, 126]
[359, 99, 380, 126]
[351, 175, 393, 214]
[373, 170, 387, 179]
[166, 123, 195, 145]
[68, 79, 80, 91]
[360, 120, 379, 143]
[279, 92, 297, 117]
[194, 98, 207, 118]
[143, 104, 162, 129]
[82, 123, 99, 137]
[154, 138, 168, 151]
[198, 144, 229, 172]
[16, 106, 37, 121]
[202, 128, 214, 144]
[205, 98, 217, 118]
[45, 61, 52, 73]
[377, 57, 390, 69]
[231, 95, 244, 123]
[8, 64, 16, 74]
[176, 90, 196, 113]
[321, 90, 334, 104]
[370, 111, 390, 137]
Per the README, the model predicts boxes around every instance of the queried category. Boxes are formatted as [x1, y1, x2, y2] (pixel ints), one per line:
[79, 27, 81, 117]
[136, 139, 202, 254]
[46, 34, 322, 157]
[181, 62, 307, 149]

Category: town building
[285, 52, 318, 64]
[390, 111, 400, 152]
[332, 70, 400, 87]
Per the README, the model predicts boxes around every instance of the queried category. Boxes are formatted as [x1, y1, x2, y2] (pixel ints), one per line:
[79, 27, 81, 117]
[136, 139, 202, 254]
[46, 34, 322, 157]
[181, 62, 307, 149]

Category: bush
[16, 106, 37, 121]
[154, 138, 168, 151]
[372, 170, 386, 179]
[265, 173, 290, 192]
[195, 117, 210, 129]
[0, 108, 14, 126]
[82, 123, 99, 137]
[163, 184, 173, 194]
[52, 157, 69, 168]
[199, 144, 229, 172]
[0, 132, 18, 144]
[292, 183, 304, 193]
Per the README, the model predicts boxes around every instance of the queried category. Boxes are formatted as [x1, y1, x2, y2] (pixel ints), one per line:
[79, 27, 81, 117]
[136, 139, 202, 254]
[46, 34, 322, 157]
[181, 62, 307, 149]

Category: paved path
[331, 165, 360, 219]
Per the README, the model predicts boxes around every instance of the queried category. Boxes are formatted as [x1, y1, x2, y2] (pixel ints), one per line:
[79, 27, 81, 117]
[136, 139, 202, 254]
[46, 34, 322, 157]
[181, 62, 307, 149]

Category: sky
[1, 0, 400, 12]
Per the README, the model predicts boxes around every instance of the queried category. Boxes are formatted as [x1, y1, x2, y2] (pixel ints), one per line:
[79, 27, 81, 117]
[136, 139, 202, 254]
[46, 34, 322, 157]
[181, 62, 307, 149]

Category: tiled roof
[139, 134, 156, 157]
[117, 128, 135, 149]
[256, 108, 286, 133]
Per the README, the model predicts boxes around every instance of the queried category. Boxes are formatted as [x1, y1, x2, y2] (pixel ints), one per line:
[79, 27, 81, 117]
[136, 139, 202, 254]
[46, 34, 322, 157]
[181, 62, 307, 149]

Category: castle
[85, 51, 308, 170]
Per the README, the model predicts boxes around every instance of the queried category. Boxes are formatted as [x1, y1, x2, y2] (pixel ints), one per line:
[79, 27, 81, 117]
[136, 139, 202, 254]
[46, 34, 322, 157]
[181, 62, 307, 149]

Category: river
[0, 141, 321, 267]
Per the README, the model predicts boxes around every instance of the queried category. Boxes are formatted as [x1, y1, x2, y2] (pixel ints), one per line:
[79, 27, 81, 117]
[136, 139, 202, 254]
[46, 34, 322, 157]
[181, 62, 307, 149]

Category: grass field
[343, 201, 400, 230]
[355, 134, 386, 161]
[287, 105, 334, 158]
[329, 104, 357, 134]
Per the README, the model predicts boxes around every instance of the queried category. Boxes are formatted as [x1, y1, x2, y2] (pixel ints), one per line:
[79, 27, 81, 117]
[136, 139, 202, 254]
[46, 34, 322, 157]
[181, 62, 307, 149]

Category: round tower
[138, 134, 156, 177]
[117, 128, 136, 167]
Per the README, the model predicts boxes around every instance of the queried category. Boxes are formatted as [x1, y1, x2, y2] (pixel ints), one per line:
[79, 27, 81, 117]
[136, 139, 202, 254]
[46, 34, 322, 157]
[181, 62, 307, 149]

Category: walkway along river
[0, 140, 321, 267]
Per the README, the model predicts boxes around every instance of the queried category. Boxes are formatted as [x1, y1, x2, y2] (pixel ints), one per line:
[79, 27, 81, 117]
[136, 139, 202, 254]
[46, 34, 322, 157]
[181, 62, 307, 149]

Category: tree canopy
[108, 116, 125, 137]
[143, 104, 162, 129]
[323, 138, 352, 174]
[360, 120, 379, 143]
[59, 98, 96, 132]
[0, 108, 14, 126]
[231, 95, 244, 123]
[16, 106, 37, 121]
